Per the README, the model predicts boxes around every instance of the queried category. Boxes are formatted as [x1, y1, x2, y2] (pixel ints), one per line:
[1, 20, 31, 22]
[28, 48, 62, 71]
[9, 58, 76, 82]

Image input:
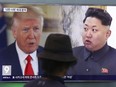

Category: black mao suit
[68, 44, 116, 75]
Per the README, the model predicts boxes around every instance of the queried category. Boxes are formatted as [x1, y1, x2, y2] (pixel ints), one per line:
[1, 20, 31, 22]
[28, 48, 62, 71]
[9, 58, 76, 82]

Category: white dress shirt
[15, 42, 38, 75]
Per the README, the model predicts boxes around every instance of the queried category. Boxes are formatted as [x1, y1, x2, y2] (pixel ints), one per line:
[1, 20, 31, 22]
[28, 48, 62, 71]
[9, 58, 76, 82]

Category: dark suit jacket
[24, 76, 66, 87]
[0, 42, 44, 80]
[68, 44, 116, 75]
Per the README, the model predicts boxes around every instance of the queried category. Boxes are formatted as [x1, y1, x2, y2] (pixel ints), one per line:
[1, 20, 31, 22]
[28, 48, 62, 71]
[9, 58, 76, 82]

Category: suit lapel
[9, 43, 23, 76]
[37, 46, 44, 75]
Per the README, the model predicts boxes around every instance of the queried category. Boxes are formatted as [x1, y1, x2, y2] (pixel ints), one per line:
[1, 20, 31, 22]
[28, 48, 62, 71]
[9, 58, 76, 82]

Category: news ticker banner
[2, 65, 116, 81]
[2, 74, 116, 82]
[2, 75, 116, 82]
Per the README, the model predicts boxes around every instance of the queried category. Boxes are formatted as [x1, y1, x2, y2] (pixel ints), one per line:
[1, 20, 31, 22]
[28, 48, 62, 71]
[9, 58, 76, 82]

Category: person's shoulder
[108, 45, 116, 53]
[0, 43, 15, 54]
[0, 43, 16, 64]
[24, 79, 40, 87]
[72, 46, 85, 58]
[37, 46, 44, 53]
[38, 46, 44, 50]
[24, 78, 66, 87]
[73, 46, 84, 51]
[45, 79, 66, 87]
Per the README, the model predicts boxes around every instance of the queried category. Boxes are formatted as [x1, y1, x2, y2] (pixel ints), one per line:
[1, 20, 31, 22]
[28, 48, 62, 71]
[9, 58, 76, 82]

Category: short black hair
[83, 7, 112, 26]
[41, 59, 77, 75]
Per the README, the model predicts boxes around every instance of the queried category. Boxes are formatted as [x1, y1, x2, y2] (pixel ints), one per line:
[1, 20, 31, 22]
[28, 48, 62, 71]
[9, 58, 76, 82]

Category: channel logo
[2, 65, 11, 76]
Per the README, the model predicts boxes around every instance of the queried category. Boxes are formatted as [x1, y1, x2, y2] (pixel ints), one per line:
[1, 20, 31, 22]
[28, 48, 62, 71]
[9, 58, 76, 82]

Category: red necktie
[24, 55, 34, 75]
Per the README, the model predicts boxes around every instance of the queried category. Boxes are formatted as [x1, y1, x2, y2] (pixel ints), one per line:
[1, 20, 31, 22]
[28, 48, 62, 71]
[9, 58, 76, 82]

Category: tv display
[0, 3, 116, 82]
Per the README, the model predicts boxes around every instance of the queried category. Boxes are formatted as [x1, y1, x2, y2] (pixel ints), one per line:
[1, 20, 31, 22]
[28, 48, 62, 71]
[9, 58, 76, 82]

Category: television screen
[0, 3, 116, 82]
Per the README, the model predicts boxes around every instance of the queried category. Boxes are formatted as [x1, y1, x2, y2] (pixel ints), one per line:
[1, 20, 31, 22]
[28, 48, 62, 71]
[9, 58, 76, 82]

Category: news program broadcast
[0, 3, 116, 82]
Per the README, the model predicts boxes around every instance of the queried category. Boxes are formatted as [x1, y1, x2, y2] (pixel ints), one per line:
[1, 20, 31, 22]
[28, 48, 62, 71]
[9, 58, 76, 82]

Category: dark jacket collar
[42, 74, 64, 84]
[84, 43, 109, 61]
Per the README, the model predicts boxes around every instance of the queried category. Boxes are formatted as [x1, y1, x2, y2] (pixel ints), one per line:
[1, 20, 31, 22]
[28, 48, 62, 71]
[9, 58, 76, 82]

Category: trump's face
[82, 17, 111, 51]
[12, 18, 43, 54]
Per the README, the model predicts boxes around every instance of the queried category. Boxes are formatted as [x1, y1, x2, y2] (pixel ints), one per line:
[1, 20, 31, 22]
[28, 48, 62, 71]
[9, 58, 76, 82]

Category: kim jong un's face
[82, 17, 111, 51]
